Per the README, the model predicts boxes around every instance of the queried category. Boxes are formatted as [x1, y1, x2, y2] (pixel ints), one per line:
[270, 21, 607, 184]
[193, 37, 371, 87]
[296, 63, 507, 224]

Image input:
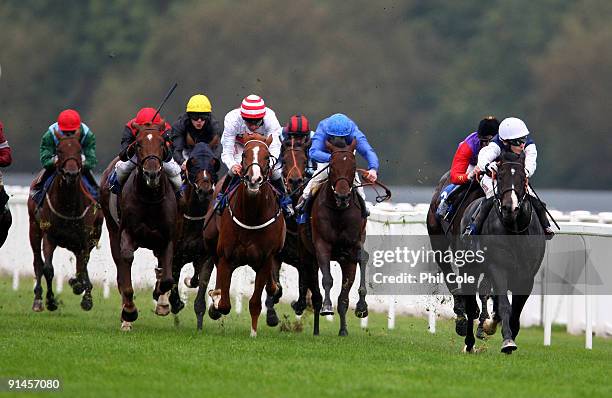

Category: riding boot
[356, 192, 370, 218]
[214, 174, 237, 215]
[464, 197, 494, 235]
[30, 168, 54, 204]
[270, 177, 294, 217]
[529, 196, 554, 240]
[295, 194, 313, 224]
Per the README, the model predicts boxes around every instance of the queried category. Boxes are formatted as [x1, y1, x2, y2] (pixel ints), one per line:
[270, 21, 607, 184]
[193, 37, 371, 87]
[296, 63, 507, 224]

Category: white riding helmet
[499, 117, 530, 140]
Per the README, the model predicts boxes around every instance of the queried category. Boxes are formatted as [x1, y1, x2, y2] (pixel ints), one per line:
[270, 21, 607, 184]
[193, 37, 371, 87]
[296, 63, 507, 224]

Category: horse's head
[54, 129, 83, 185]
[187, 158, 214, 202]
[326, 137, 357, 208]
[132, 121, 168, 188]
[281, 134, 311, 193]
[496, 150, 528, 223]
[241, 133, 273, 195]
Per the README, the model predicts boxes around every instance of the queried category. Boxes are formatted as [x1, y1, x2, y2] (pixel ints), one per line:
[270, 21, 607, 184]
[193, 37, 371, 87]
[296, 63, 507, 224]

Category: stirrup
[463, 223, 477, 236]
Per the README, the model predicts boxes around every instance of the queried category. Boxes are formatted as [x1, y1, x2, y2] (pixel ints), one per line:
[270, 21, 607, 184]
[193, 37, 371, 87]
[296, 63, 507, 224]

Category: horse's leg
[169, 256, 186, 315]
[249, 262, 269, 337]
[290, 263, 309, 316]
[510, 294, 530, 341]
[355, 248, 369, 318]
[484, 294, 501, 335]
[74, 250, 94, 311]
[195, 256, 215, 330]
[265, 255, 282, 327]
[209, 257, 232, 317]
[41, 236, 58, 311]
[337, 262, 357, 336]
[314, 240, 333, 315]
[476, 274, 492, 339]
[29, 219, 45, 312]
[158, 241, 175, 293]
[463, 295, 478, 352]
[118, 230, 138, 330]
[489, 267, 516, 353]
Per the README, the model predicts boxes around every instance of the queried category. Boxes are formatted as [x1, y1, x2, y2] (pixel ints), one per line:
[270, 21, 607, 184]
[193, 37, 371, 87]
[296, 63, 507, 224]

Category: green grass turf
[0, 276, 610, 398]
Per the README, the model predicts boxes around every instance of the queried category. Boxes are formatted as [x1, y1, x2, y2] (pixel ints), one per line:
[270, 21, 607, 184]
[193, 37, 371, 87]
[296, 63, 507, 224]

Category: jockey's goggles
[243, 117, 264, 127]
[188, 112, 209, 122]
[506, 137, 527, 146]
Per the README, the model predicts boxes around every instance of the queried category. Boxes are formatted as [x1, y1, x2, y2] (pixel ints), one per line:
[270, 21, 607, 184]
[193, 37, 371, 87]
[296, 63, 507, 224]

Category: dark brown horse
[426, 171, 494, 338]
[0, 184, 11, 248]
[263, 134, 313, 325]
[299, 138, 368, 336]
[203, 134, 285, 336]
[100, 121, 177, 331]
[27, 130, 103, 312]
[165, 159, 215, 317]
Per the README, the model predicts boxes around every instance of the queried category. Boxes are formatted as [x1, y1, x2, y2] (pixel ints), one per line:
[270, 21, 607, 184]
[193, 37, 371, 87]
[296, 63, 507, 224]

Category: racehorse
[262, 133, 313, 326]
[204, 134, 285, 336]
[460, 150, 546, 353]
[100, 121, 177, 331]
[299, 137, 368, 336]
[165, 158, 215, 316]
[27, 130, 103, 312]
[0, 185, 11, 248]
[427, 171, 493, 338]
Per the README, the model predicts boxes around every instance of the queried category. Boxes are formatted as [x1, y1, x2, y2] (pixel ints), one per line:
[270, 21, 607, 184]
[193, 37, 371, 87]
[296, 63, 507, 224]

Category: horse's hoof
[170, 299, 185, 315]
[81, 296, 93, 311]
[291, 300, 306, 316]
[155, 292, 170, 316]
[120, 321, 133, 331]
[32, 299, 44, 312]
[462, 345, 474, 354]
[320, 303, 334, 316]
[476, 326, 486, 340]
[121, 308, 139, 323]
[355, 302, 368, 318]
[250, 328, 257, 338]
[46, 298, 58, 312]
[184, 276, 196, 289]
[69, 277, 85, 295]
[266, 310, 279, 327]
[338, 329, 348, 337]
[208, 304, 222, 320]
[455, 315, 468, 337]
[483, 318, 499, 335]
[501, 339, 517, 354]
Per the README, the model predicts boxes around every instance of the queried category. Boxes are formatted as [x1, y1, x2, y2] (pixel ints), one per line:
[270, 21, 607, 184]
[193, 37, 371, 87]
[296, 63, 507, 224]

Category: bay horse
[27, 130, 103, 312]
[427, 172, 494, 338]
[100, 121, 177, 331]
[165, 158, 215, 316]
[203, 133, 285, 336]
[262, 133, 313, 326]
[460, 150, 546, 353]
[299, 138, 368, 336]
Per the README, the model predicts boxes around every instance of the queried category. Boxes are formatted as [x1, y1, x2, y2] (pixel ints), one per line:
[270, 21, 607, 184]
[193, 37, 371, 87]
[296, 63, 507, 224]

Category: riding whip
[151, 82, 178, 122]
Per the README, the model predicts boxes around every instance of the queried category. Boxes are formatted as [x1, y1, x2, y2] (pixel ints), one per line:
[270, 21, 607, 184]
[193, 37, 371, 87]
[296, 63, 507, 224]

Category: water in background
[3, 172, 611, 212]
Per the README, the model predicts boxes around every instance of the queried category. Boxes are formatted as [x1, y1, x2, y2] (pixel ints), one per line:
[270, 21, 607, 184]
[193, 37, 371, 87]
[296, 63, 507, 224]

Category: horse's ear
[209, 134, 220, 149]
[348, 138, 357, 152]
[53, 128, 63, 141]
[157, 119, 166, 131]
[265, 134, 273, 146]
[131, 121, 140, 132]
[74, 127, 81, 141]
[325, 139, 335, 152]
[303, 135, 312, 149]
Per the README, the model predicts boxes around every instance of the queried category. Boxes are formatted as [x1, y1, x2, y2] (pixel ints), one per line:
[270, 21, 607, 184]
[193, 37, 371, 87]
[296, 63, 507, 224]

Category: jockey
[465, 117, 554, 238]
[0, 121, 12, 213]
[31, 109, 98, 205]
[216, 94, 293, 216]
[109, 107, 182, 196]
[436, 116, 499, 221]
[295, 113, 379, 222]
[170, 94, 222, 184]
[282, 114, 316, 178]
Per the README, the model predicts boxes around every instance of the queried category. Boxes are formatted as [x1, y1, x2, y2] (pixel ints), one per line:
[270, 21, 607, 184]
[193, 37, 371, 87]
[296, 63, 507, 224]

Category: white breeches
[301, 162, 365, 200]
[115, 156, 182, 191]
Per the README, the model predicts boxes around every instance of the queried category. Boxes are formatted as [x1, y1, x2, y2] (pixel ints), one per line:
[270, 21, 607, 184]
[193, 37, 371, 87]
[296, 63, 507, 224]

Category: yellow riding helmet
[186, 94, 212, 113]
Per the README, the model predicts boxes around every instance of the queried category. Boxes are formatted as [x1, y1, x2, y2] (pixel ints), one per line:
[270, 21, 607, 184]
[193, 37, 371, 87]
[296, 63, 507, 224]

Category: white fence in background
[1, 185, 611, 348]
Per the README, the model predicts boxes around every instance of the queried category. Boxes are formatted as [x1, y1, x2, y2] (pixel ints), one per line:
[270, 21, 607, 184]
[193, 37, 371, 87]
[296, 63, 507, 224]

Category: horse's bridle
[282, 137, 307, 185]
[492, 160, 530, 233]
[241, 139, 273, 184]
[329, 148, 356, 202]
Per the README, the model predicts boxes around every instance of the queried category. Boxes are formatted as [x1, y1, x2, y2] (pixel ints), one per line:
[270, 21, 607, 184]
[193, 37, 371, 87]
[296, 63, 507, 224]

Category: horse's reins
[356, 168, 392, 203]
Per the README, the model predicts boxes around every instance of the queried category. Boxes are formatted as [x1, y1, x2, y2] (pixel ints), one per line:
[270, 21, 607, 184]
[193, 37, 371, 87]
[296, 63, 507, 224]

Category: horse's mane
[243, 133, 267, 144]
[501, 149, 524, 162]
[328, 136, 348, 148]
